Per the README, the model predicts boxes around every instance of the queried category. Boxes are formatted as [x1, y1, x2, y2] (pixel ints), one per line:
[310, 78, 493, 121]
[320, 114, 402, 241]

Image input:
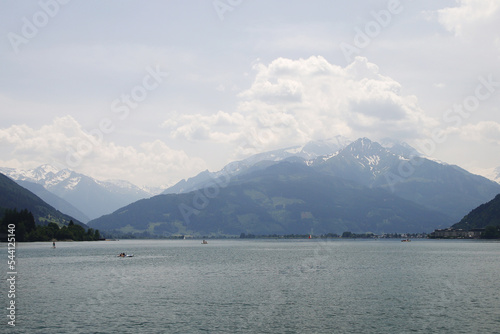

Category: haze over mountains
[2, 137, 500, 236]
[87, 138, 500, 236]
[163, 136, 352, 195]
[0, 165, 162, 222]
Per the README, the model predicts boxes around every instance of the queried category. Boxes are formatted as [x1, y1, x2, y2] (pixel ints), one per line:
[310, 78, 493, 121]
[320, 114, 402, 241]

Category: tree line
[1, 208, 101, 242]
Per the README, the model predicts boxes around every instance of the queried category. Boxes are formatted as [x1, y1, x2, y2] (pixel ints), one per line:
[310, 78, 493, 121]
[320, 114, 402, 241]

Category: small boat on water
[118, 253, 134, 257]
[401, 239, 411, 242]
[201, 240, 208, 244]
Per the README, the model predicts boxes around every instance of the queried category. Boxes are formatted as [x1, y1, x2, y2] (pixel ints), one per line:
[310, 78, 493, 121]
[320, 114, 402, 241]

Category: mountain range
[0, 165, 162, 222]
[162, 136, 351, 194]
[88, 138, 500, 236]
[0, 172, 85, 227]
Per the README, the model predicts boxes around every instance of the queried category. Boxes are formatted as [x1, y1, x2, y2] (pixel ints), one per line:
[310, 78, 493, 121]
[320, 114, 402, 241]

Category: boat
[118, 253, 134, 257]
[201, 240, 208, 244]
[401, 239, 411, 242]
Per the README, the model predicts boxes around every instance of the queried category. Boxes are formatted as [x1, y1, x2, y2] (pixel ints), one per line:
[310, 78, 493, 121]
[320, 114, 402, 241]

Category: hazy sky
[1, 0, 499, 187]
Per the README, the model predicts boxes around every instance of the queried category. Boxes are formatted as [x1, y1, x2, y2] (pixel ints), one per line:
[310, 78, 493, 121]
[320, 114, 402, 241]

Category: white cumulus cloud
[164, 56, 435, 157]
[436, 0, 500, 36]
[0, 116, 206, 186]
[458, 121, 500, 145]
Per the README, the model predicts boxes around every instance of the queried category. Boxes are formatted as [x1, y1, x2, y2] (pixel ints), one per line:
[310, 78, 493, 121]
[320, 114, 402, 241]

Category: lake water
[3, 239, 500, 333]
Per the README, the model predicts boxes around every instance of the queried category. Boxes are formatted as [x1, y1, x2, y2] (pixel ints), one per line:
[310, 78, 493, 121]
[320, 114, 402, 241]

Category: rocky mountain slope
[88, 138, 500, 236]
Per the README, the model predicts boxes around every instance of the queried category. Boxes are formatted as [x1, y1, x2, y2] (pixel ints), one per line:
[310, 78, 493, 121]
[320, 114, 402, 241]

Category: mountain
[16, 180, 90, 223]
[0, 165, 157, 221]
[452, 193, 500, 230]
[163, 136, 350, 194]
[89, 137, 500, 237]
[0, 172, 84, 227]
[89, 160, 451, 236]
[312, 138, 500, 221]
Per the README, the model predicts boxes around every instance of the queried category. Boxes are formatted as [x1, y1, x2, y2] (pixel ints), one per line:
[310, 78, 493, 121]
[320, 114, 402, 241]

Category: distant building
[429, 228, 484, 239]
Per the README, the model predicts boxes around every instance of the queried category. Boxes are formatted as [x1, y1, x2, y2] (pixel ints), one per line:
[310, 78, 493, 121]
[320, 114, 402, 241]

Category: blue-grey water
[3, 239, 500, 333]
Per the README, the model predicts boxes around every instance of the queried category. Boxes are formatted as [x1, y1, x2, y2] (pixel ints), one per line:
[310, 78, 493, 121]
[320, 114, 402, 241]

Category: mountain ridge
[452, 193, 500, 230]
[162, 137, 351, 195]
[0, 172, 85, 227]
[0, 165, 162, 221]
[89, 160, 451, 235]
[88, 137, 500, 236]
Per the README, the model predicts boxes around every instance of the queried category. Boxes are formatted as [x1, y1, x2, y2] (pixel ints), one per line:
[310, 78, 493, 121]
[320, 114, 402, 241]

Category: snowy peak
[331, 138, 422, 167]
[240, 136, 351, 166]
[0, 164, 155, 220]
[334, 138, 395, 168]
[29, 164, 60, 181]
[344, 137, 383, 154]
[163, 137, 351, 194]
[313, 137, 421, 186]
[0, 164, 75, 188]
[0, 164, 57, 182]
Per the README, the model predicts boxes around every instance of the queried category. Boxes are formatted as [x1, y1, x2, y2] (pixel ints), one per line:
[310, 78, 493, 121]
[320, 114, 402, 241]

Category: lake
[3, 239, 500, 333]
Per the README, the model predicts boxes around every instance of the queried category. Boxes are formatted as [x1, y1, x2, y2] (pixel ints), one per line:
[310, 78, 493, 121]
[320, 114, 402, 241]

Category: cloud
[0, 116, 206, 186]
[457, 121, 500, 145]
[164, 56, 434, 157]
[436, 0, 500, 36]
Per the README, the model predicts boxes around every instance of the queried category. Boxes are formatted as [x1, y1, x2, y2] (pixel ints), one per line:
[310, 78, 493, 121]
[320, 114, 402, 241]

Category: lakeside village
[2, 209, 499, 242]
[226, 228, 496, 240]
[2, 228, 498, 242]
[121, 228, 497, 240]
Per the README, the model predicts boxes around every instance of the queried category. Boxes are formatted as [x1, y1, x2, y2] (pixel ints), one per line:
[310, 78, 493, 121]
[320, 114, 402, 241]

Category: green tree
[342, 231, 353, 238]
[1, 208, 36, 241]
[56, 226, 74, 240]
[47, 223, 60, 238]
[482, 225, 500, 239]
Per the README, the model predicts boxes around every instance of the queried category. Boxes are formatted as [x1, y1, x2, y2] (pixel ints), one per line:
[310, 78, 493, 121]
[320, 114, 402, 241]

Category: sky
[1, 0, 499, 187]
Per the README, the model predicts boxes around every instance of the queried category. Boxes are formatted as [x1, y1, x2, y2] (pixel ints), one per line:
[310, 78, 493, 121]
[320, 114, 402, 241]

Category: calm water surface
[3, 239, 500, 333]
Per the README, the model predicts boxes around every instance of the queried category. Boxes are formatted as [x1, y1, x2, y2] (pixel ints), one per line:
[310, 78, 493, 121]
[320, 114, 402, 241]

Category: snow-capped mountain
[312, 138, 500, 221]
[0, 165, 157, 221]
[0, 164, 60, 184]
[89, 137, 500, 237]
[159, 137, 500, 223]
[313, 137, 412, 184]
[241, 136, 351, 165]
[163, 136, 351, 194]
[15, 179, 90, 223]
